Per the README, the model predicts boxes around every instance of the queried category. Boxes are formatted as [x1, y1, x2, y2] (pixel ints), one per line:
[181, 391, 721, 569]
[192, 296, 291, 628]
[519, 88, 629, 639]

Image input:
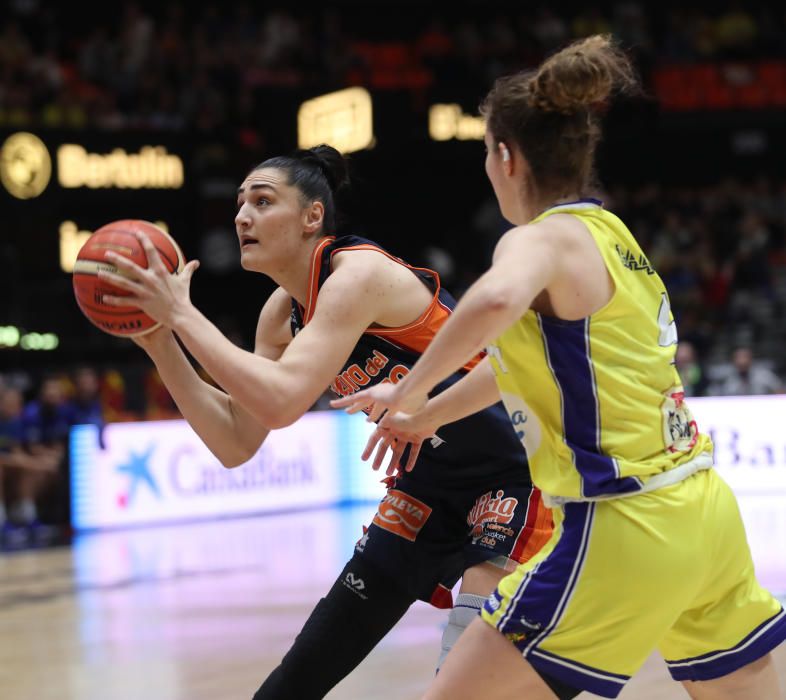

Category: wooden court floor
[2, 504, 785, 700]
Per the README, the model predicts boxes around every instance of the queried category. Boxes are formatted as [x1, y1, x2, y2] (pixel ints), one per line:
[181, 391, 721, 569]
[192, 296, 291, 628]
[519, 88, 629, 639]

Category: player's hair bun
[293, 145, 350, 194]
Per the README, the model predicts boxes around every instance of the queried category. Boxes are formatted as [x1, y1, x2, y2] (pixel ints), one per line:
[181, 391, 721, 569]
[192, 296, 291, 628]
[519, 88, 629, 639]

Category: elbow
[480, 288, 516, 314]
[218, 446, 256, 469]
[263, 409, 301, 431]
[218, 434, 268, 469]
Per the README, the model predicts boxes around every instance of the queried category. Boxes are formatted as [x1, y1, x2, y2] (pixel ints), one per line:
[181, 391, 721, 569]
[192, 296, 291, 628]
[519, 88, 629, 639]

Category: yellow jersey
[487, 199, 713, 501]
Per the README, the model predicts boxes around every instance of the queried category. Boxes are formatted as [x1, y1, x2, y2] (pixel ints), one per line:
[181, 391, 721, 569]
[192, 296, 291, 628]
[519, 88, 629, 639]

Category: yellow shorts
[482, 469, 786, 698]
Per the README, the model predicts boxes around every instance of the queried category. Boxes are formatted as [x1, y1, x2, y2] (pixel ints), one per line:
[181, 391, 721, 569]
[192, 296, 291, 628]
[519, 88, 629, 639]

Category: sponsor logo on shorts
[342, 572, 368, 599]
[505, 631, 528, 644]
[487, 591, 502, 612]
[486, 522, 515, 536]
[503, 616, 543, 645]
[519, 615, 542, 632]
[467, 489, 519, 542]
[372, 489, 432, 541]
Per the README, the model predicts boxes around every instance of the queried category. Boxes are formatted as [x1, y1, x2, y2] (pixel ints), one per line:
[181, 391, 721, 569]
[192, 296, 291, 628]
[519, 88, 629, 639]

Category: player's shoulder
[502, 214, 592, 253]
[329, 244, 398, 288]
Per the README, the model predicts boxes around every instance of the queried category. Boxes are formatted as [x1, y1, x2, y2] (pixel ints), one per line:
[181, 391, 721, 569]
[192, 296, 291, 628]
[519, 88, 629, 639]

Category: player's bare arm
[120, 286, 291, 467]
[123, 243, 414, 431]
[334, 219, 565, 423]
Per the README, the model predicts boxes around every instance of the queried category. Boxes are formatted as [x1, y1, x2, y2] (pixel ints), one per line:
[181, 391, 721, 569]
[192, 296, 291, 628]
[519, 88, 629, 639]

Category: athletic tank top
[290, 235, 529, 487]
[487, 200, 714, 500]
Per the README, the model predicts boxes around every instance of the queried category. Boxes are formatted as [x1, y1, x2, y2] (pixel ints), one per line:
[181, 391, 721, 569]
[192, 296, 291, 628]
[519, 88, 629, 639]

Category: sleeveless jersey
[487, 200, 713, 500]
[290, 235, 528, 487]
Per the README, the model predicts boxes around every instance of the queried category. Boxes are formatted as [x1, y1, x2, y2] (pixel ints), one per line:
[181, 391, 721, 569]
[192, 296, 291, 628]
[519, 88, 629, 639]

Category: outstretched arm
[394, 225, 558, 398]
[130, 288, 292, 467]
[101, 234, 391, 430]
[332, 222, 560, 422]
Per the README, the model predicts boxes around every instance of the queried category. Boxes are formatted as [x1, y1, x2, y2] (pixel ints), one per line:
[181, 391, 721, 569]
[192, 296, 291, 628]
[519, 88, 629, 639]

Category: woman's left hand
[330, 380, 428, 424]
[99, 232, 200, 329]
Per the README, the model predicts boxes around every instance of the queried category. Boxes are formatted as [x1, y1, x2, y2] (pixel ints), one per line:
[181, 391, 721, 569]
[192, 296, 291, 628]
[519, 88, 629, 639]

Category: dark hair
[480, 35, 638, 203]
[252, 144, 350, 235]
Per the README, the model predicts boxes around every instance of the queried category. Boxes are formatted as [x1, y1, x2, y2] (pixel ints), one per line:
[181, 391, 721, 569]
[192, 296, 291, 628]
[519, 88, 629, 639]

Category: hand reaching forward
[330, 380, 429, 424]
[99, 232, 200, 329]
[362, 409, 442, 476]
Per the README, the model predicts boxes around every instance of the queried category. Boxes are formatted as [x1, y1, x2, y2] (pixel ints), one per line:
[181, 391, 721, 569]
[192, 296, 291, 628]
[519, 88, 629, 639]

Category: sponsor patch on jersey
[372, 489, 432, 541]
[661, 387, 699, 453]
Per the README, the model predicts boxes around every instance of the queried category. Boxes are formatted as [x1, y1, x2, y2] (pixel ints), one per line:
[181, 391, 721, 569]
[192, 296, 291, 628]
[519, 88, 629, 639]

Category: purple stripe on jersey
[538, 315, 641, 498]
[665, 607, 786, 682]
[493, 502, 594, 647]
[528, 647, 629, 698]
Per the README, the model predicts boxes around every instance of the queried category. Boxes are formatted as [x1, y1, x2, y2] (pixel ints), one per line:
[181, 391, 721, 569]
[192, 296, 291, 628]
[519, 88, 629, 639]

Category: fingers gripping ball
[72, 220, 185, 337]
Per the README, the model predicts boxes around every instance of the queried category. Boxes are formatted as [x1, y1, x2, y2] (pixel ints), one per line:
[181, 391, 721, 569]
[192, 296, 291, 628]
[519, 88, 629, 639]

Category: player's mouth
[240, 234, 259, 248]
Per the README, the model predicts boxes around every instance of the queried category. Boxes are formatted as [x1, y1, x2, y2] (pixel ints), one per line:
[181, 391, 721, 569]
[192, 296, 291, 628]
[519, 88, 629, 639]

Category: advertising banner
[690, 395, 786, 494]
[71, 412, 380, 530]
[72, 396, 786, 532]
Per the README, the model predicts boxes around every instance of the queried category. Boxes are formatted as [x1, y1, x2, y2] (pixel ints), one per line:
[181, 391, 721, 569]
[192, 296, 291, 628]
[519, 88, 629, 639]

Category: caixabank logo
[114, 445, 161, 509]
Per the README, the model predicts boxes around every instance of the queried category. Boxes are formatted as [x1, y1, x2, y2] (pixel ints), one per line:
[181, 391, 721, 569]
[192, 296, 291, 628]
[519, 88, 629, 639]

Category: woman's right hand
[364, 408, 442, 476]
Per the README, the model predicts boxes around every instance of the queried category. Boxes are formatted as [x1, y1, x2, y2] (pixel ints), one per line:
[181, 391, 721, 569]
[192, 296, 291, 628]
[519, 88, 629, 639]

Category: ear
[498, 142, 513, 175]
[303, 200, 325, 235]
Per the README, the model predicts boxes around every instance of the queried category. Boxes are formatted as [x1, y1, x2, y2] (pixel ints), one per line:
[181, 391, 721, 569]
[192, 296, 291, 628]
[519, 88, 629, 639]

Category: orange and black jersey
[290, 235, 530, 488]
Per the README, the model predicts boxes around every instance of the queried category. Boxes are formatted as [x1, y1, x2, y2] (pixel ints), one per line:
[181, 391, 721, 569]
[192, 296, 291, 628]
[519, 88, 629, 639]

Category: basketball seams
[78, 227, 180, 272]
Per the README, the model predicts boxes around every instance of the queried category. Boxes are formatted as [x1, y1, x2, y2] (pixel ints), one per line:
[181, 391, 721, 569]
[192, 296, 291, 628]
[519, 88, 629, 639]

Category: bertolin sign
[0, 132, 184, 198]
[57, 144, 183, 189]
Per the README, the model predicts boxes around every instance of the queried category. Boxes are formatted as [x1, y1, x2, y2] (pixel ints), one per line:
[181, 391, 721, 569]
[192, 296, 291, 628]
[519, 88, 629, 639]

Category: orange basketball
[72, 220, 185, 337]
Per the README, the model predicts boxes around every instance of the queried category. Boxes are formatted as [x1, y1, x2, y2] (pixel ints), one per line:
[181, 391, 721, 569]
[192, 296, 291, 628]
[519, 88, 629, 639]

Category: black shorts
[354, 470, 553, 607]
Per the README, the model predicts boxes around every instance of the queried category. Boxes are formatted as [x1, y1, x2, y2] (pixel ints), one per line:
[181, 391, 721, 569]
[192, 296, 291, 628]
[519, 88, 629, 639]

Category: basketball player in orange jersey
[333, 36, 785, 699]
[97, 145, 558, 698]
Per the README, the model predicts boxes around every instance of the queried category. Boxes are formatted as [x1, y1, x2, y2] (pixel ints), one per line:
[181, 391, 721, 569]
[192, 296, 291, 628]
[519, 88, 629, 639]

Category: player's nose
[235, 207, 251, 230]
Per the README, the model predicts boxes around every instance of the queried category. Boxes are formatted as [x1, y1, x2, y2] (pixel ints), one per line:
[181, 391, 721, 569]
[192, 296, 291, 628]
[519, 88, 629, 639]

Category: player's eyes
[257, 198, 270, 207]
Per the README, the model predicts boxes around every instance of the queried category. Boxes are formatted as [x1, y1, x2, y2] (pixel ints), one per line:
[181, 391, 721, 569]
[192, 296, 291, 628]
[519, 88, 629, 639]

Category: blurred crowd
[0, 364, 180, 547]
[442, 175, 786, 381]
[608, 176, 786, 359]
[1, 1, 785, 131]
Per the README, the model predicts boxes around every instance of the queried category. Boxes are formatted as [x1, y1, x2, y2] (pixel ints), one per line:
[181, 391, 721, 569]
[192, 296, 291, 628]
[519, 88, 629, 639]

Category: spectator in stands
[716, 346, 784, 396]
[66, 366, 106, 448]
[66, 366, 104, 428]
[675, 340, 708, 397]
[0, 386, 58, 546]
[19, 375, 71, 529]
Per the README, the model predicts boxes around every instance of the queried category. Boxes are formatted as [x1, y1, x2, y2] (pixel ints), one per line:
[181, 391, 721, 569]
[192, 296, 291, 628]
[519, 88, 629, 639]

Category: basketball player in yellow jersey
[334, 35, 785, 699]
